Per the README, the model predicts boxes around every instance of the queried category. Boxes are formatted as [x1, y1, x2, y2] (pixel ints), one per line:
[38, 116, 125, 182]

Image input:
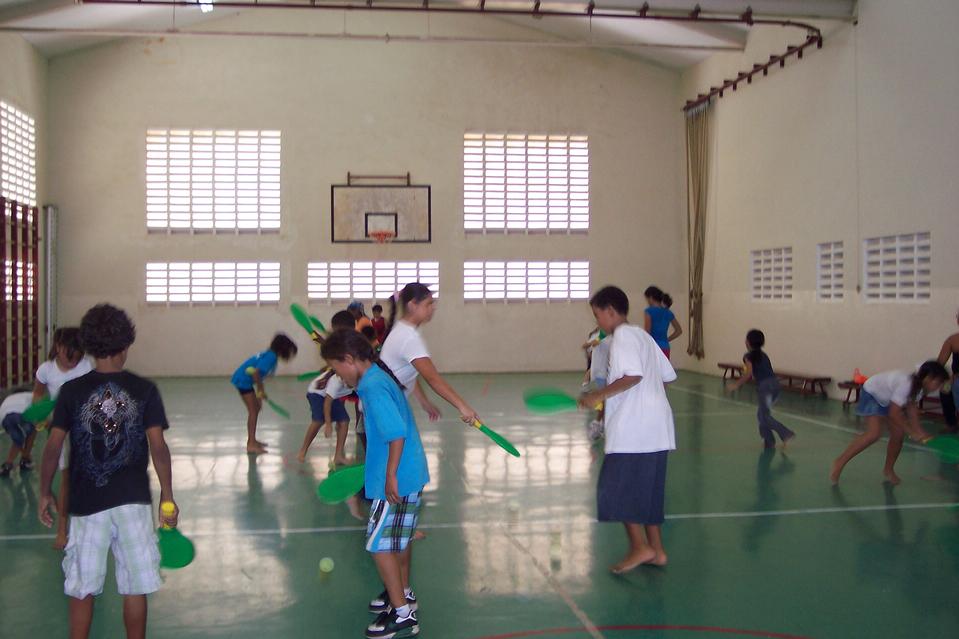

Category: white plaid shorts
[63, 503, 161, 599]
[366, 492, 422, 554]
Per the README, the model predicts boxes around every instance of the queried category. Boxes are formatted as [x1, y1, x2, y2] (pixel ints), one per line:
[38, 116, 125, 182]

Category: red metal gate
[1, 197, 40, 389]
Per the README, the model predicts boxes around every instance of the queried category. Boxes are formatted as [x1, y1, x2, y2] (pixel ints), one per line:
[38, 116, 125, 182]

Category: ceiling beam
[0, 0, 77, 26]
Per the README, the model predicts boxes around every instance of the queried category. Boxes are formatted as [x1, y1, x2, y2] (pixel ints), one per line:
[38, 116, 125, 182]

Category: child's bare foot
[883, 471, 901, 485]
[333, 456, 351, 467]
[610, 546, 656, 574]
[295, 451, 307, 463]
[645, 552, 668, 566]
[782, 433, 796, 447]
[255, 439, 269, 448]
[829, 459, 842, 485]
[346, 495, 366, 521]
[413, 530, 427, 541]
[52, 535, 68, 551]
[247, 443, 267, 455]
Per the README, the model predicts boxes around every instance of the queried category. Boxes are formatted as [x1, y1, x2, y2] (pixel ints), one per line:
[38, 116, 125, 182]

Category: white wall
[680, 0, 959, 392]
[0, 32, 46, 200]
[45, 11, 687, 376]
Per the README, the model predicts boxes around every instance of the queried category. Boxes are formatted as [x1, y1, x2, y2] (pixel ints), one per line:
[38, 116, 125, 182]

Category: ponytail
[644, 286, 664, 304]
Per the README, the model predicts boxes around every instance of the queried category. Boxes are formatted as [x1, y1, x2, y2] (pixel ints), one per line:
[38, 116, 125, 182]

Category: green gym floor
[2, 371, 958, 638]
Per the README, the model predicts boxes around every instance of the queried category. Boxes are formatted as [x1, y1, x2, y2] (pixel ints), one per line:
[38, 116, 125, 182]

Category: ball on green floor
[319, 557, 335, 574]
[507, 500, 520, 513]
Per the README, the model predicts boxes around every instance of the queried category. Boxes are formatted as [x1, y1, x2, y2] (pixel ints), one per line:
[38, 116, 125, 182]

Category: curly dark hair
[79, 304, 136, 358]
[589, 286, 629, 315]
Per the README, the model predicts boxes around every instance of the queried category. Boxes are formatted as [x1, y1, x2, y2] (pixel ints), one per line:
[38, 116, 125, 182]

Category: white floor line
[668, 383, 929, 451]
[3, 501, 957, 542]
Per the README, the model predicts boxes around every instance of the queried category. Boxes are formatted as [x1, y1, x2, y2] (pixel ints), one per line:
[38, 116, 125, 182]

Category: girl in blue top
[643, 286, 682, 359]
[231, 333, 297, 455]
[321, 329, 427, 639]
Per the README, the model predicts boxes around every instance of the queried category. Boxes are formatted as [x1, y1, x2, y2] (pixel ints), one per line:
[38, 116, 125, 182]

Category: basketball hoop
[370, 230, 395, 244]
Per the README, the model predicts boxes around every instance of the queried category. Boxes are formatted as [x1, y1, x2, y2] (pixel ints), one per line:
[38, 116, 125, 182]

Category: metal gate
[1, 197, 40, 388]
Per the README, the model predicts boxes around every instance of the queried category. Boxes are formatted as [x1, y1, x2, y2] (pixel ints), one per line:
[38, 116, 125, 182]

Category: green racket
[309, 315, 327, 334]
[290, 303, 319, 337]
[316, 463, 366, 504]
[157, 502, 195, 569]
[924, 435, 959, 463]
[22, 398, 56, 424]
[298, 370, 325, 381]
[523, 388, 579, 414]
[471, 420, 521, 457]
[266, 398, 290, 419]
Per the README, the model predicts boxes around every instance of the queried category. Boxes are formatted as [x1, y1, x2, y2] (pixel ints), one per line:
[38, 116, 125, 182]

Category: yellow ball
[319, 557, 335, 573]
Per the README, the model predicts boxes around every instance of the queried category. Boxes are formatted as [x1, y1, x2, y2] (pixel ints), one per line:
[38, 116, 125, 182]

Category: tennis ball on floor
[319, 557, 335, 573]
[507, 500, 520, 513]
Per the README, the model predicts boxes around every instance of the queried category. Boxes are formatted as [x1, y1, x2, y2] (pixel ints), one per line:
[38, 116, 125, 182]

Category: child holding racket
[830, 361, 947, 485]
[232, 333, 297, 454]
[37, 304, 177, 639]
[381, 282, 478, 426]
[321, 329, 427, 639]
[579, 286, 677, 574]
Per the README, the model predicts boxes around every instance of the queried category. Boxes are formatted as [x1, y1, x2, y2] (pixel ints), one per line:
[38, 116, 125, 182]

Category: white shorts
[63, 503, 161, 599]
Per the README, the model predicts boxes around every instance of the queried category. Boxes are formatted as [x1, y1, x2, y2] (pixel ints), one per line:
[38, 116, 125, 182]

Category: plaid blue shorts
[366, 492, 422, 554]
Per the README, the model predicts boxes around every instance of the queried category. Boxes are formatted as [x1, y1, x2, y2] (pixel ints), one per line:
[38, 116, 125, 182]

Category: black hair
[909, 360, 949, 403]
[746, 329, 765, 351]
[320, 329, 404, 391]
[269, 333, 298, 360]
[48, 327, 83, 361]
[79, 304, 136, 358]
[386, 282, 433, 340]
[361, 325, 376, 342]
[644, 286, 664, 303]
[589, 286, 629, 316]
[372, 304, 383, 313]
[662, 294, 673, 309]
[330, 310, 356, 331]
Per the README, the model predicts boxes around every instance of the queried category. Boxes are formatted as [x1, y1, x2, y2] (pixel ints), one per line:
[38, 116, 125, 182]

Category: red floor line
[473, 625, 814, 639]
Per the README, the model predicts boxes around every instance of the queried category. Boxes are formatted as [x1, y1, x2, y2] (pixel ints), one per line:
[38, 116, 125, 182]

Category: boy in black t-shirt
[726, 329, 796, 449]
[39, 304, 177, 639]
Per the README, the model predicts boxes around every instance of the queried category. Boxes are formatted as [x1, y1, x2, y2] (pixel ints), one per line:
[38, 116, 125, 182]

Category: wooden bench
[717, 362, 831, 397]
[919, 395, 944, 420]
[838, 381, 861, 407]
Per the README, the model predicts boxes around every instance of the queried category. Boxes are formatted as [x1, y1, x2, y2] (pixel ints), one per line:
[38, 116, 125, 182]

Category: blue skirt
[856, 389, 890, 417]
[597, 451, 668, 525]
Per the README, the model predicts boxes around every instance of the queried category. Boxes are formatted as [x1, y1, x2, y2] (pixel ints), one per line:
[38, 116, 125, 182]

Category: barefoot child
[580, 286, 676, 574]
[38, 304, 177, 639]
[0, 392, 35, 477]
[831, 361, 947, 485]
[726, 329, 795, 449]
[321, 329, 427, 639]
[231, 333, 297, 454]
[298, 369, 354, 465]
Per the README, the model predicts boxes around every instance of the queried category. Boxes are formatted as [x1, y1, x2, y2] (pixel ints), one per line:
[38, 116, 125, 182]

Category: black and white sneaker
[366, 609, 418, 639]
[368, 589, 417, 614]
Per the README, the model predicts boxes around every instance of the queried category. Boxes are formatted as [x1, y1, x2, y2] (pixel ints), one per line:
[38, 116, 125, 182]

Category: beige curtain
[685, 102, 710, 359]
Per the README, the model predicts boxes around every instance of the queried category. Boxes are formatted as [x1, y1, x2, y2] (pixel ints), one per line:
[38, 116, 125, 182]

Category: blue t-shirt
[357, 364, 429, 501]
[645, 306, 675, 350]
[231, 350, 278, 390]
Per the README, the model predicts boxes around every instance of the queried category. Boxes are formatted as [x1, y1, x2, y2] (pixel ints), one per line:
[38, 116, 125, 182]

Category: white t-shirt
[863, 370, 914, 407]
[0, 392, 33, 423]
[604, 324, 678, 454]
[36, 358, 93, 399]
[590, 338, 610, 383]
[380, 320, 430, 396]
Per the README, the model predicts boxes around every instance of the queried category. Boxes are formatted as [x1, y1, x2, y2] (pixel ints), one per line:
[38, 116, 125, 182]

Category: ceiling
[0, 0, 856, 67]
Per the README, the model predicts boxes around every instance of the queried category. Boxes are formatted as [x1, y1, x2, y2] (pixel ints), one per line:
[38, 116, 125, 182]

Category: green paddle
[471, 420, 521, 457]
[290, 303, 320, 339]
[309, 315, 327, 334]
[22, 398, 56, 424]
[523, 388, 579, 414]
[924, 435, 959, 463]
[157, 502, 195, 569]
[266, 398, 290, 419]
[316, 464, 366, 504]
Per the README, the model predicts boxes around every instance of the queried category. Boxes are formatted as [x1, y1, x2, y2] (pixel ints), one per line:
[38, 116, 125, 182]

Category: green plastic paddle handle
[472, 420, 521, 458]
[267, 399, 291, 419]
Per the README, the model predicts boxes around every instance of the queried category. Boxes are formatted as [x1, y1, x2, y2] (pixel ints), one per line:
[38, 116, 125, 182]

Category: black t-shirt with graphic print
[51, 370, 169, 517]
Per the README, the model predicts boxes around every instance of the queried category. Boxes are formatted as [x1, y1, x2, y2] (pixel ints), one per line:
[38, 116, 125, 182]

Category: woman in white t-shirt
[26, 328, 91, 548]
[380, 283, 479, 426]
[579, 286, 677, 574]
[830, 361, 947, 486]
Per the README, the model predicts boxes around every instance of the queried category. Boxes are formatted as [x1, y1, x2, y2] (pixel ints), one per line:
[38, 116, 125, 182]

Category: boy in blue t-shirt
[321, 329, 428, 639]
[231, 333, 297, 454]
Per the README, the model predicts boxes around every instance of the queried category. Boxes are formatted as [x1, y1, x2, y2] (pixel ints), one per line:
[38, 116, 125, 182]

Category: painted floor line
[3, 501, 957, 542]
